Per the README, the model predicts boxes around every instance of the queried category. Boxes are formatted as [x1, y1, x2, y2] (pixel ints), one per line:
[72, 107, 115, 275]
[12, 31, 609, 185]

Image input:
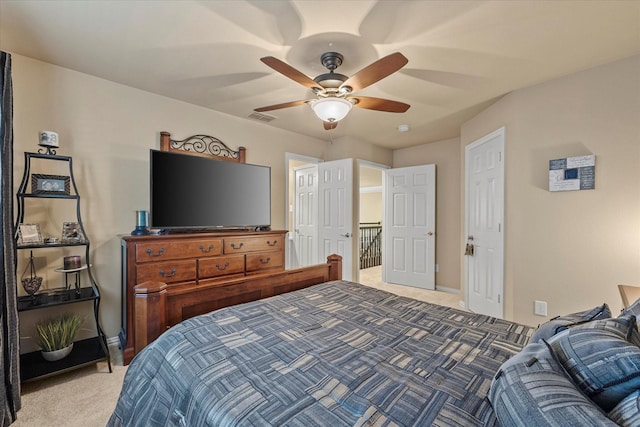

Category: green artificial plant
[35, 313, 83, 352]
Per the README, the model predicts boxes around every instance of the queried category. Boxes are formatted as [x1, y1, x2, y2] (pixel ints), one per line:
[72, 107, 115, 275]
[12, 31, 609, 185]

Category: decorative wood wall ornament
[549, 154, 595, 192]
[159, 131, 246, 163]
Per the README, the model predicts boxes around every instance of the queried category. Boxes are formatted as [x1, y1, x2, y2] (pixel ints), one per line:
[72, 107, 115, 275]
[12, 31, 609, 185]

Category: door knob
[426, 231, 434, 236]
[341, 233, 352, 238]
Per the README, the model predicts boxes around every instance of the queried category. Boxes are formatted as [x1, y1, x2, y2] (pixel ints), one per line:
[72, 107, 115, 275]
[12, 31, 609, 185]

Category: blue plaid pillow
[621, 298, 640, 328]
[547, 314, 640, 412]
[489, 342, 616, 426]
[529, 303, 611, 343]
[609, 390, 640, 426]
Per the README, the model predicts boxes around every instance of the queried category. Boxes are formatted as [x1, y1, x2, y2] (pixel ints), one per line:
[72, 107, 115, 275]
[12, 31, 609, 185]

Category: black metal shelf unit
[15, 151, 112, 382]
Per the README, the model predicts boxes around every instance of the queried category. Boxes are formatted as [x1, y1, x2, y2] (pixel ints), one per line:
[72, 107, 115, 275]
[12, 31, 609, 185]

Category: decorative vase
[21, 251, 42, 299]
[41, 343, 73, 362]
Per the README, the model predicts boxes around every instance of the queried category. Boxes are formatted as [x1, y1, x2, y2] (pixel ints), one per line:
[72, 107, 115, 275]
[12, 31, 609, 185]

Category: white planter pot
[41, 343, 73, 362]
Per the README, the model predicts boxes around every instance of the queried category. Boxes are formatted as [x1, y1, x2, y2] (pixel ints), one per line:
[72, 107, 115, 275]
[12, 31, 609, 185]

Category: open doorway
[358, 161, 388, 286]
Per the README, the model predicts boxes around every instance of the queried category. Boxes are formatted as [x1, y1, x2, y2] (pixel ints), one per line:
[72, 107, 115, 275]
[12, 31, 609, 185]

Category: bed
[109, 280, 533, 426]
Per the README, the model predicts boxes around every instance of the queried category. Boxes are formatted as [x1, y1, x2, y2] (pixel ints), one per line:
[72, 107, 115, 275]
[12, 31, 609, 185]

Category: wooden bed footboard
[133, 254, 342, 356]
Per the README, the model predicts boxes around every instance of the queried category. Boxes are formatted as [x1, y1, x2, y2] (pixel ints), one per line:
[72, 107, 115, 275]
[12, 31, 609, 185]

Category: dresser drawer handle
[259, 257, 271, 265]
[200, 244, 215, 253]
[159, 268, 177, 278]
[146, 248, 165, 257]
[266, 240, 278, 247]
[215, 261, 230, 271]
[230, 242, 244, 250]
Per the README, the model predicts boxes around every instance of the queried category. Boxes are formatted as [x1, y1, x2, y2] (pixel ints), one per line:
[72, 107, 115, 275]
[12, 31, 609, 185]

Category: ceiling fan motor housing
[314, 52, 349, 91]
[320, 52, 343, 70]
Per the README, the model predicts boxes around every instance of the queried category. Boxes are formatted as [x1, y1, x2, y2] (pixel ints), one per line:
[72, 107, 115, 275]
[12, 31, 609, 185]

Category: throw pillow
[621, 297, 640, 328]
[609, 390, 640, 427]
[546, 314, 640, 412]
[529, 303, 611, 343]
[488, 342, 617, 426]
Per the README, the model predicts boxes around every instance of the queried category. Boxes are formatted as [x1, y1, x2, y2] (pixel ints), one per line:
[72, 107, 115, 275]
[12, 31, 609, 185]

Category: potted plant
[35, 313, 83, 361]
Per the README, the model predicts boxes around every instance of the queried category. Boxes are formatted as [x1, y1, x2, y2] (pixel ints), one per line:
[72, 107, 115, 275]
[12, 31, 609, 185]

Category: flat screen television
[150, 149, 271, 230]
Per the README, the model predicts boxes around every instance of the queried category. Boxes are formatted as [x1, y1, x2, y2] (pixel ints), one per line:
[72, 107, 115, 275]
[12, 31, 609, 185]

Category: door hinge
[498, 294, 501, 304]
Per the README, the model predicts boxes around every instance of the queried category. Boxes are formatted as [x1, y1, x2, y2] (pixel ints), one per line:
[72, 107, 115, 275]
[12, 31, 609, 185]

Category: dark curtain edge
[0, 50, 20, 426]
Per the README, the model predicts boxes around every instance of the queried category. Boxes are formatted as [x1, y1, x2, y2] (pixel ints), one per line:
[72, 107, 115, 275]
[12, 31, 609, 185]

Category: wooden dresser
[120, 230, 286, 364]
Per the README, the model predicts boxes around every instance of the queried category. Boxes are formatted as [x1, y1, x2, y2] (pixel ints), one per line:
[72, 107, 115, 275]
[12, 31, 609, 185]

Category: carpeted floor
[14, 345, 125, 427]
[13, 267, 463, 426]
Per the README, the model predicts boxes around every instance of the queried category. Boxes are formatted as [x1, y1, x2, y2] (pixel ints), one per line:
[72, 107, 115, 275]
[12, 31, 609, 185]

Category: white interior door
[293, 165, 318, 267]
[383, 165, 436, 289]
[465, 127, 505, 318]
[318, 159, 353, 280]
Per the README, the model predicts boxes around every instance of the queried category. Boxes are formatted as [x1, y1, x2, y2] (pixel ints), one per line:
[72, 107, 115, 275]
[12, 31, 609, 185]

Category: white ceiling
[1, 0, 639, 149]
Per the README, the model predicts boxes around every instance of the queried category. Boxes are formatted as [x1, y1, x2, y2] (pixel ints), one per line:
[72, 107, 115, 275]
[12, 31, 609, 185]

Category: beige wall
[461, 54, 640, 326]
[393, 137, 462, 292]
[10, 53, 336, 348]
[359, 164, 383, 224]
[360, 193, 382, 223]
[327, 135, 392, 165]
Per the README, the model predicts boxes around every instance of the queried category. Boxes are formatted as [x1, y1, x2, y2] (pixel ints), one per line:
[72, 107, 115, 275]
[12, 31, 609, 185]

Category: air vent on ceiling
[248, 111, 277, 122]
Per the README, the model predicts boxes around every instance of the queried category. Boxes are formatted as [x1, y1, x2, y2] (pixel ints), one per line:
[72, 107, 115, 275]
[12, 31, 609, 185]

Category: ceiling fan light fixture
[311, 97, 352, 122]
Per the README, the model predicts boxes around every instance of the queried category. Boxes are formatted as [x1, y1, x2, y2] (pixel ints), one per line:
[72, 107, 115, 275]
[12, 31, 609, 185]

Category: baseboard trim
[435, 285, 460, 294]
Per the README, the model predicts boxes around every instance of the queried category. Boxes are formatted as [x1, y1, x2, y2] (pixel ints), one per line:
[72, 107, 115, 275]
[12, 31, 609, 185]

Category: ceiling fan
[255, 52, 410, 130]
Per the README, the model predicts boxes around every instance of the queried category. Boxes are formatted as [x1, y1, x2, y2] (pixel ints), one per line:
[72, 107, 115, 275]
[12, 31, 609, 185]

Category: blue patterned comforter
[109, 280, 532, 426]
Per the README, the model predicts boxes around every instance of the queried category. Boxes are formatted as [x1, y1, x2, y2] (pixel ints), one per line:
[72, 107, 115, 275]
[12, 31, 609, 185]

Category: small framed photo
[31, 174, 70, 195]
[61, 222, 84, 243]
[17, 223, 42, 245]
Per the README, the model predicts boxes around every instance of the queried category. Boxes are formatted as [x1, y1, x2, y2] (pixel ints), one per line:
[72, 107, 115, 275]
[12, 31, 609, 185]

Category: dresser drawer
[246, 250, 284, 273]
[136, 259, 196, 284]
[198, 254, 245, 279]
[224, 235, 283, 254]
[135, 239, 223, 262]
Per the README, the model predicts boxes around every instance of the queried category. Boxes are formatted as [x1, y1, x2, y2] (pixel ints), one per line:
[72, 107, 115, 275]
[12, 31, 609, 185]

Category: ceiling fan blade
[323, 121, 338, 130]
[261, 56, 324, 92]
[340, 52, 408, 93]
[351, 96, 410, 113]
[254, 100, 308, 112]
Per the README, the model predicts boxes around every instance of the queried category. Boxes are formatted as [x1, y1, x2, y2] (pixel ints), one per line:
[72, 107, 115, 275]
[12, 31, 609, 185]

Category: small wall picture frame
[17, 223, 42, 245]
[31, 174, 71, 195]
[61, 222, 84, 243]
[549, 155, 595, 192]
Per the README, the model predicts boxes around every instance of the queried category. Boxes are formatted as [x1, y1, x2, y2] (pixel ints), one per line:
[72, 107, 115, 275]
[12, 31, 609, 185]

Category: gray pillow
[546, 314, 640, 412]
[529, 303, 611, 343]
[609, 390, 640, 427]
[488, 342, 616, 426]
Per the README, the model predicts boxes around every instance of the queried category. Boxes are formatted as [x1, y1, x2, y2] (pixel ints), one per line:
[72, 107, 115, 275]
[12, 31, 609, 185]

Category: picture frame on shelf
[61, 222, 84, 243]
[31, 174, 71, 195]
[17, 223, 43, 245]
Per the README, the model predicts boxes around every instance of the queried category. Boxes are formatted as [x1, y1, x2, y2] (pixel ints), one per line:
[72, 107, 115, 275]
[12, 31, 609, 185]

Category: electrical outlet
[534, 300, 547, 316]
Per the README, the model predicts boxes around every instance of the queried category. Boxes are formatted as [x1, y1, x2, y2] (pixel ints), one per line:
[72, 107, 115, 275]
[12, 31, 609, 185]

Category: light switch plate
[534, 300, 548, 316]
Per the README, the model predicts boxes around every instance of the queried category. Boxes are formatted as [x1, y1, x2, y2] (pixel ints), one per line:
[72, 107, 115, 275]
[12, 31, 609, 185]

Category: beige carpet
[13, 268, 463, 426]
[14, 346, 126, 427]
[359, 266, 463, 310]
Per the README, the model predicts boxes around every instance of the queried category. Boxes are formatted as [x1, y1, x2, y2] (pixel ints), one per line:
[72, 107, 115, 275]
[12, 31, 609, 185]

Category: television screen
[150, 149, 271, 230]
